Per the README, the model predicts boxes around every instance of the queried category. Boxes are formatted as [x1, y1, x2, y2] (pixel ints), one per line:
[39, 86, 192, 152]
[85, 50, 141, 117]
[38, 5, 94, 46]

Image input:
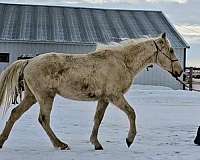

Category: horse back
[23, 51, 133, 100]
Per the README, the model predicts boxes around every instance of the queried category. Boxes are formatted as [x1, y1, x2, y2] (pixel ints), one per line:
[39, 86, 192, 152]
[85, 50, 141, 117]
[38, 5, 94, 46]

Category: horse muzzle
[171, 61, 183, 78]
[169, 69, 183, 78]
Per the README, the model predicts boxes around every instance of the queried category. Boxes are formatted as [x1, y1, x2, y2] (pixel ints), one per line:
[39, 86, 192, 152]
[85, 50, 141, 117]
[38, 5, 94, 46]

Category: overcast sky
[0, 0, 199, 67]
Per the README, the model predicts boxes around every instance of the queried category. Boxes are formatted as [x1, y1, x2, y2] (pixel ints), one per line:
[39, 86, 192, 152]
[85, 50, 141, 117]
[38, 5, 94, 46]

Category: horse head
[153, 33, 183, 78]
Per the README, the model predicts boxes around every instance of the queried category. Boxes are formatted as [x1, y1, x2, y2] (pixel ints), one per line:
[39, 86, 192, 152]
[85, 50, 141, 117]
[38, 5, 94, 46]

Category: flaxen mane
[95, 37, 152, 52]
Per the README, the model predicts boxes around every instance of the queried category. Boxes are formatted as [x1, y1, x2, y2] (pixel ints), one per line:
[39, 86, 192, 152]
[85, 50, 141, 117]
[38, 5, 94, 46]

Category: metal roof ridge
[0, 2, 162, 12]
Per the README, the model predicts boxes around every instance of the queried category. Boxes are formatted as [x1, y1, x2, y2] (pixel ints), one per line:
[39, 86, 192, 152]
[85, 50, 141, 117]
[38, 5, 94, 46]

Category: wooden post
[183, 73, 186, 90]
[189, 67, 193, 91]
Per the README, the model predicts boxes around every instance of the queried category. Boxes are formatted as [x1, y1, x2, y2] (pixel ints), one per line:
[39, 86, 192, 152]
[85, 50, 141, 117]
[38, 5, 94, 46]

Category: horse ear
[161, 33, 166, 39]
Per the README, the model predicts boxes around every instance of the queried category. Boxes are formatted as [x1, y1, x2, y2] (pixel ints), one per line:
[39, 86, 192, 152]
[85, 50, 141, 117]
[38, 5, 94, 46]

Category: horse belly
[57, 87, 99, 101]
[57, 81, 101, 101]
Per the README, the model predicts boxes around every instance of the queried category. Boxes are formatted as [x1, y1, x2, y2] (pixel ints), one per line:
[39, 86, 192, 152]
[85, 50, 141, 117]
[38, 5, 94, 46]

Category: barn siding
[0, 42, 184, 89]
[0, 41, 96, 70]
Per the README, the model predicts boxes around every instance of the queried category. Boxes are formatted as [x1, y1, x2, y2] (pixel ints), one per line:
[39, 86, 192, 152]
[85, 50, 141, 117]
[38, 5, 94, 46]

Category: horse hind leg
[37, 94, 69, 150]
[0, 84, 37, 148]
[90, 98, 109, 150]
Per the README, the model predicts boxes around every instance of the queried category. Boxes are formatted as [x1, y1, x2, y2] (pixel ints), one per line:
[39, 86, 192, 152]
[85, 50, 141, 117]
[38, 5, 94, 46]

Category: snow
[1, 85, 200, 160]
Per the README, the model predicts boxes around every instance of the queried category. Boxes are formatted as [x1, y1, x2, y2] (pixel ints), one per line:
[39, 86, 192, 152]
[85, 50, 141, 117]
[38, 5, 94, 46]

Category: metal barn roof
[0, 3, 189, 48]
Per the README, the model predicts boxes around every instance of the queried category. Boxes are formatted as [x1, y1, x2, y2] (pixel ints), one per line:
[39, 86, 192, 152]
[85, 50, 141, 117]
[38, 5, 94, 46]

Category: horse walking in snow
[0, 33, 183, 150]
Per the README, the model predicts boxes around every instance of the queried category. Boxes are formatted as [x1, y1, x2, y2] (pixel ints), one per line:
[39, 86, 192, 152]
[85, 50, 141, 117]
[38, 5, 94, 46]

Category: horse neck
[122, 41, 155, 75]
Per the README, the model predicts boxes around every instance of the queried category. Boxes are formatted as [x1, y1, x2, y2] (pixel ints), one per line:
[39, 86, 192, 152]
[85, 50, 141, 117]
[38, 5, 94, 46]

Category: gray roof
[0, 3, 189, 48]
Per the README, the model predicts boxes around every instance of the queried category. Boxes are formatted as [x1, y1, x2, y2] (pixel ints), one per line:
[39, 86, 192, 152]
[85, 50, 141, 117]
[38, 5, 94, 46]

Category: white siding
[0, 42, 96, 72]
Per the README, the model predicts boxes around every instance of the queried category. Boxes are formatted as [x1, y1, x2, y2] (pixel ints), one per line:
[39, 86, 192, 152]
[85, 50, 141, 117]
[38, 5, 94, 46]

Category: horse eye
[169, 48, 173, 53]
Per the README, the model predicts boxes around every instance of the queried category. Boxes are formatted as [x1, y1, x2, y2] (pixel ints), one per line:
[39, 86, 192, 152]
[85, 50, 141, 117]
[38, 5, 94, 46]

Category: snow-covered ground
[0, 85, 200, 160]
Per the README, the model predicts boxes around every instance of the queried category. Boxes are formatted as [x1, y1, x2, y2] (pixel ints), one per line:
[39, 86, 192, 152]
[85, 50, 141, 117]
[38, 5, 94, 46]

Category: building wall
[0, 42, 184, 89]
[0, 41, 96, 71]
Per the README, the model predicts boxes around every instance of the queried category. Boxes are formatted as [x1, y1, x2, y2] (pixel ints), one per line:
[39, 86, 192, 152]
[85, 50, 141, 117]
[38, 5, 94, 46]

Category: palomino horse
[0, 33, 183, 150]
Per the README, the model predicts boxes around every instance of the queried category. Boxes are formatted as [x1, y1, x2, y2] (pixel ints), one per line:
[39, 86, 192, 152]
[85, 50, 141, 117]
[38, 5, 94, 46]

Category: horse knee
[38, 114, 46, 125]
[126, 106, 136, 120]
[38, 113, 50, 126]
[10, 108, 20, 121]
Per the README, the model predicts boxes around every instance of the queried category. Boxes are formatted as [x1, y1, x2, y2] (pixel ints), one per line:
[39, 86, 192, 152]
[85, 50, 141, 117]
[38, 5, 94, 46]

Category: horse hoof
[126, 138, 132, 148]
[95, 145, 103, 150]
[194, 126, 200, 145]
[194, 139, 200, 145]
[60, 145, 70, 150]
[0, 142, 2, 148]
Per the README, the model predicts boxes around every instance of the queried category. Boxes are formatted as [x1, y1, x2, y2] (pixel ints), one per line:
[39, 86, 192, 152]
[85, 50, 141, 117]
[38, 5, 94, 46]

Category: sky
[0, 0, 199, 67]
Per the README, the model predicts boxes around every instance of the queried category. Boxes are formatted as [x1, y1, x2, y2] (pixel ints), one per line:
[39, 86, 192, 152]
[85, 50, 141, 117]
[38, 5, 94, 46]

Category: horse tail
[0, 59, 29, 114]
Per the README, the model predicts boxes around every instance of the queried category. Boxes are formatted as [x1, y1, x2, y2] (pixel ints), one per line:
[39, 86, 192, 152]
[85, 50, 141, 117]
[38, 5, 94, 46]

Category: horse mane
[95, 36, 153, 52]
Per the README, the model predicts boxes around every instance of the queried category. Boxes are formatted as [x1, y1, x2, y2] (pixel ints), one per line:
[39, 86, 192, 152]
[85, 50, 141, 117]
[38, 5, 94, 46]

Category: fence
[184, 67, 200, 91]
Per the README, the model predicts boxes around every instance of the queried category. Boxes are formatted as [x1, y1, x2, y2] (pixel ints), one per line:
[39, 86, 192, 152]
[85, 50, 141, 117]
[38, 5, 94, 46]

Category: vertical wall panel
[36, 6, 48, 41]
[51, 7, 65, 42]
[79, 9, 98, 42]
[92, 10, 112, 42]
[63, 8, 81, 42]
[19, 6, 32, 40]
[1, 6, 17, 39]
[105, 10, 129, 39]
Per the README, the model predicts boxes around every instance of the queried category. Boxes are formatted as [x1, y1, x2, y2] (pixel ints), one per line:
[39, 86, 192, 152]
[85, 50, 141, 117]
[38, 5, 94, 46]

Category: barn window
[0, 53, 9, 62]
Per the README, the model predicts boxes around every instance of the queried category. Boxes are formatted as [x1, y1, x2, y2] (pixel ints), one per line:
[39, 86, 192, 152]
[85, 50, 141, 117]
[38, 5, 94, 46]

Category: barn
[0, 3, 189, 89]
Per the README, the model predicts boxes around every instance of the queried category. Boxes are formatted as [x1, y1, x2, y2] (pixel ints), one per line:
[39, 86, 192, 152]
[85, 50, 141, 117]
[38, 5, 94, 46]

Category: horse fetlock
[126, 138, 133, 148]
[93, 140, 103, 150]
[90, 135, 96, 144]
[0, 140, 3, 148]
[126, 133, 136, 148]
[90, 137, 103, 150]
[0, 135, 7, 148]
[60, 144, 70, 150]
[54, 141, 70, 150]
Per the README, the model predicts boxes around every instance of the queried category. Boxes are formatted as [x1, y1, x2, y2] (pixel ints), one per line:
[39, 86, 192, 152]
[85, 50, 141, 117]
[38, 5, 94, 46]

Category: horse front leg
[90, 98, 108, 150]
[110, 94, 137, 148]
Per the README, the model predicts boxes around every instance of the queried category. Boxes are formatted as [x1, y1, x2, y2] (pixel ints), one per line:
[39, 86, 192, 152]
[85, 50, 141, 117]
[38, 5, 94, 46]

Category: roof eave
[0, 39, 96, 45]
